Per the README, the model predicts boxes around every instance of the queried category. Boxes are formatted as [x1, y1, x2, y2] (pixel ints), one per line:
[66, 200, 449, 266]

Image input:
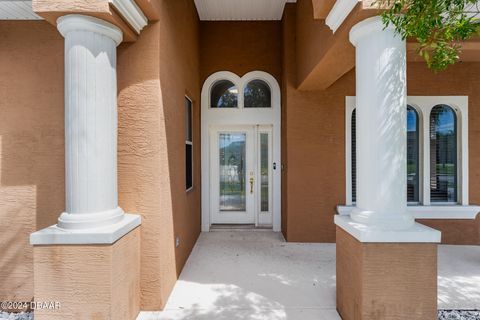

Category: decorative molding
[325, 0, 360, 33]
[30, 214, 141, 245]
[109, 0, 148, 34]
[349, 15, 396, 45]
[335, 215, 441, 243]
[57, 14, 123, 45]
[337, 205, 480, 220]
[58, 207, 124, 229]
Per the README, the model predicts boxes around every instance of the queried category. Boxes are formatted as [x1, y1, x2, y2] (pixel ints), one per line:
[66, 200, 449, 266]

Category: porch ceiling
[0, 1, 42, 20]
[194, 0, 297, 21]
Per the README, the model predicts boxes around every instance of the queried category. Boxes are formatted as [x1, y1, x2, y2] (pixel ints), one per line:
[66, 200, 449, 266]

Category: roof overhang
[0, 1, 42, 20]
[194, 0, 297, 21]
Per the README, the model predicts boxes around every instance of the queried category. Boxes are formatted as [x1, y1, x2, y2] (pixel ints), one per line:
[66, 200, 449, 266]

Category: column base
[33, 227, 140, 320]
[57, 207, 125, 230]
[30, 213, 141, 245]
[336, 221, 439, 320]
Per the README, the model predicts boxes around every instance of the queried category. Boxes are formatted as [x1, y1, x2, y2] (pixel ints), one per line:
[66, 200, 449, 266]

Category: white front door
[210, 125, 273, 226]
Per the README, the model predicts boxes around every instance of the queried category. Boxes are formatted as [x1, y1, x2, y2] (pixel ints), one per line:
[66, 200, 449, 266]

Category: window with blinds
[351, 109, 357, 203]
[430, 105, 457, 203]
[185, 97, 193, 191]
[351, 106, 420, 203]
[407, 106, 420, 203]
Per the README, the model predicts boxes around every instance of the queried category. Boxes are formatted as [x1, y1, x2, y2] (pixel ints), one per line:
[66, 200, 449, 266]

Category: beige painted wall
[0, 20, 64, 303]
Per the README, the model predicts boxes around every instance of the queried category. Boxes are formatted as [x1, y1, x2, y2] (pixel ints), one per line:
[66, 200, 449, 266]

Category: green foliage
[374, 0, 480, 71]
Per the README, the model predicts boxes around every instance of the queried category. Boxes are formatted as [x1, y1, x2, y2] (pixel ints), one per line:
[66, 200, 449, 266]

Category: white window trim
[185, 96, 194, 192]
[344, 96, 479, 219]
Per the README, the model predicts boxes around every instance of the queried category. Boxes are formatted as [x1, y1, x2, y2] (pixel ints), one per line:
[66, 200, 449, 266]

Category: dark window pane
[430, 105, 457, 203]
[186, 144, 193, 190]
[351, 109, 357, 203]
[407, 106, 420, 202]
[211, 80, 238, 108]
[244, 80, 271, 108]
[185, 98, 192, 142]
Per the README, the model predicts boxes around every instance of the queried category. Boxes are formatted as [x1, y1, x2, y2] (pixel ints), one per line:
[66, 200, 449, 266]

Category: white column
[57, 14, 124, 230]
[349, 16, 414, 230]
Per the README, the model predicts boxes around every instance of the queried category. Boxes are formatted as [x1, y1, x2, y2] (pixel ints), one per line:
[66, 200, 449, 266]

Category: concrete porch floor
[138, 231, 480, 320]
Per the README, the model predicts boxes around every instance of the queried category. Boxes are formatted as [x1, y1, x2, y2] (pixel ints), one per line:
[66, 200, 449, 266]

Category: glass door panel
[260, 133, 269, 212]
[219, 133, 246, 211]
[211, 126, 255, 225]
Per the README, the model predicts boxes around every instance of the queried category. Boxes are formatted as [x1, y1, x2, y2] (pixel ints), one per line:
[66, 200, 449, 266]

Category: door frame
[201, 71, 281, 231]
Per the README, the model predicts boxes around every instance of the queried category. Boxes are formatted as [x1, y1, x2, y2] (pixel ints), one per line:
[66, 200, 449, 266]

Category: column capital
[349, 15, 397, 47]
[57, 14, 123, 46]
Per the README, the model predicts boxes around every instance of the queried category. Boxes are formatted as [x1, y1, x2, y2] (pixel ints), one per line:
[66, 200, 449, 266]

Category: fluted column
[349, 16, 414, 230]
[57, 14, 124, 230]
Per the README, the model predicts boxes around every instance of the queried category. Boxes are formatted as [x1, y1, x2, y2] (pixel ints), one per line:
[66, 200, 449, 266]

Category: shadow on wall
[0, 21, 64, 303]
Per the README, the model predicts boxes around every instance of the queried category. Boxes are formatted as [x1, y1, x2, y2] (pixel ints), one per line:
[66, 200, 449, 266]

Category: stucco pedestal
[336, 226, 438, 320]
[32, 227, 140, 320]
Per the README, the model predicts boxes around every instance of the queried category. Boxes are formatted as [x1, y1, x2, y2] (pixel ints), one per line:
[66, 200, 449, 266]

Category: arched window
[210, 80, 238, 108]
[244, 79, 271, 108]
[430, 105, 457, 203]
[407, 106, 420, 203]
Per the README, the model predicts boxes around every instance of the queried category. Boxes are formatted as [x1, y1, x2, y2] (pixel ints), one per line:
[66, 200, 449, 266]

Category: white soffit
[0, 1, 42, 20]
[194, 0, 297, 21]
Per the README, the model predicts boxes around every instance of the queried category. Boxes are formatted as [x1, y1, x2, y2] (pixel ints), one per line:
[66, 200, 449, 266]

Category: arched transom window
[210, 78, 272, 109]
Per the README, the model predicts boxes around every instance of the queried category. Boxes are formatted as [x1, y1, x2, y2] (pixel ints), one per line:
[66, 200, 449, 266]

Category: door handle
[249, 177, 254, 194]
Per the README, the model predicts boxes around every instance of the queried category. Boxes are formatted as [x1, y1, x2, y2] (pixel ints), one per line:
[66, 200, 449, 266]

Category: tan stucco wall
[1, 1, 479, 308]
[34, 228, 140, 320]
[336, 227, 437, 320]
[0, 20, 64, 303]
[283, 4, 351, 242]
[200, 21, 282, 83]
[283, 4, 480, 244]
[1, 0, 201, 309]
[117, 0, 201, 310]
